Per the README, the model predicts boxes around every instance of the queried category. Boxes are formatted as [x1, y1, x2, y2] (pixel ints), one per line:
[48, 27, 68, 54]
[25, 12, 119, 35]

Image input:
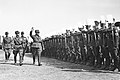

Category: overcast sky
[0, 0, 120, 40]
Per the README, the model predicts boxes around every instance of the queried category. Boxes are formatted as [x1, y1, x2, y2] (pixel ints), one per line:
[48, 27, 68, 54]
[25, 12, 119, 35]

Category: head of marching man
[31, 27, 40, 36]
[5, 32, 9, 37]
[21, 31, 24, 37]
[15, 31, 20, 37]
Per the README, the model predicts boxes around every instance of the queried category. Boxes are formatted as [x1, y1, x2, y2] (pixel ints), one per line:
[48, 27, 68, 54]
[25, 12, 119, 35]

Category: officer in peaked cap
[30, 27, 44, 66]
[15, 31, 20, 34]
[35, 30, 40, 33]
[13, 30, 24, 66]
[2, 32, 12, 61]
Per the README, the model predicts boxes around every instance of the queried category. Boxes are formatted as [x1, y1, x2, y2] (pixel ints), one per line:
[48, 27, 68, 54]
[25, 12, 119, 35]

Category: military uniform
[2, 32, 12, 61]
[73, 32, 81, 63]
[13, 31, 24, 66]
[30, 30, 43, 66]
[21, 32, 28, 60]
[108, 27, 118, 71]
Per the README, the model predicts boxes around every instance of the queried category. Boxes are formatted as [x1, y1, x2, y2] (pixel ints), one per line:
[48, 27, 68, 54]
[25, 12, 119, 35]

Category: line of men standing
[2, 27, 44, 66]
[42, 20, 120, 71]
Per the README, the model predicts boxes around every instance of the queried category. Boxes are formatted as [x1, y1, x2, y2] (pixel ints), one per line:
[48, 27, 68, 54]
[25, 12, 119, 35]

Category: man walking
[21, 31, 28, 60]
[30, 27, 44, 66]
[13, 31, 24, 66]
[2, 32, 12, 61]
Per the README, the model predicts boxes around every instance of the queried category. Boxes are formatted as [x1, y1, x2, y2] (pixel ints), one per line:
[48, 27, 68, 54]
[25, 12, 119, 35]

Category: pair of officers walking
[2, 27, 43, 66]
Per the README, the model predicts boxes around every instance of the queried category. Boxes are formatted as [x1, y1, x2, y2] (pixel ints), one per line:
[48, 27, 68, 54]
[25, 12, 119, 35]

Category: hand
[31, 27, 34, 31]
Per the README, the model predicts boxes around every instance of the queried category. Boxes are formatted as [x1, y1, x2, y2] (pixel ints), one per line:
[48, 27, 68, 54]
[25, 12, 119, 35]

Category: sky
[0, 0, 120, 41]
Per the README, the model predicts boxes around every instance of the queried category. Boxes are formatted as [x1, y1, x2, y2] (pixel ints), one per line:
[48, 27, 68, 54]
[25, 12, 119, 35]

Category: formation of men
[42, 19, 120, 71]
[2, 27, 43, 66]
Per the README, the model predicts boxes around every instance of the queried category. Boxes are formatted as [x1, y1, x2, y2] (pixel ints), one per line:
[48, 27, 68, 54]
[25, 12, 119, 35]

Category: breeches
[4, 48, 11, 54]
[32, 48, 42, 56]
[4, 48, 11, 60]
[13, 49, 24, 56]
[31, 48, 42, 63]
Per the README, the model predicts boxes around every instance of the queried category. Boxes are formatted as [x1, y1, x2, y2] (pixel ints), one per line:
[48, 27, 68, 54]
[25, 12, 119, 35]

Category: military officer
[2, 32, 12, 61]
[30, 27, 44, 66]
[115, 22, 120, 71]
[21, 31, 28, 60]
[13, 31, 24, 66]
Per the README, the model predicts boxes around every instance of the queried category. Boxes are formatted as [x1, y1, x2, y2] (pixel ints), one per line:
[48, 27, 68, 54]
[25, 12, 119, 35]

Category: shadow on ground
[25, 53, 120, 74]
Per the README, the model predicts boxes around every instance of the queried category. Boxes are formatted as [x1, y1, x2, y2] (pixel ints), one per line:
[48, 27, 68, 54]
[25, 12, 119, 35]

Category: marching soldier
[66, 30, 71, 62]
[93, 21, 102, 68]
[2, 32, 12, 61]
[108, 23, 119, 71]
[79, 26, 87, 65]
[21, 31, 28, 60]
[73, 31, 81, 64]
[13, 31, 24, 66]
[30, 27, 44, 66]
[115, 22, 120, 71]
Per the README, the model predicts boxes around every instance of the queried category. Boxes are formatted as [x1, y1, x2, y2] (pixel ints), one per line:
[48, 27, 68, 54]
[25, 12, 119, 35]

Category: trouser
[80, 46, 86, 63]
[101, 46, 110, 67]
[22, 47, 27, 60]
[118, 48, 120, 70]
[93, 46, 101, 66]
[109, 47, 118, 68]
[13, 48, 23, 64]
[31, 48, 42, 65]
[86, 46, 95, 65]
[4, 48, 11, 60]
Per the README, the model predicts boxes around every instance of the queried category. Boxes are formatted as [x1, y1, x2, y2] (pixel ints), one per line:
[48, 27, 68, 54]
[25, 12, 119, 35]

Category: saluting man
[2, 32, 12, 61]
[30, 27, 44, 66]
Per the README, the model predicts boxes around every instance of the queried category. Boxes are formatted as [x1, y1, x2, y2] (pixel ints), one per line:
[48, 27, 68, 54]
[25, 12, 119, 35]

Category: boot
[99, 65, 106, 70]
[14, 56, 17, 64]
[38, 63, 42, 66]
[109, 66, 116, 71]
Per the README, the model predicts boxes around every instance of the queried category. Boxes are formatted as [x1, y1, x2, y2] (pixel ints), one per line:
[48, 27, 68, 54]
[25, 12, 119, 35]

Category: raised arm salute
[30, 27, 43, 66]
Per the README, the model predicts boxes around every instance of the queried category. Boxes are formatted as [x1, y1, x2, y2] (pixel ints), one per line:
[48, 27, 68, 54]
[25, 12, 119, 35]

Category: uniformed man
[30, 27, 44, 66]
[2, 32, 12, 61]
[21, 31, 28, 60]
[13, 31, 24, 66]
[78, 26, 87, 65]
[115, 22, 120, 71]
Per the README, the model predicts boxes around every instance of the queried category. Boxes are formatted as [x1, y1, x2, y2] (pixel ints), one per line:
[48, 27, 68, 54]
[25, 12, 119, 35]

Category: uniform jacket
[3, 36, 12, 49]
[30, 31, 43, 50]
[13, 36, 23, 49]
[21, 36, 28, 48]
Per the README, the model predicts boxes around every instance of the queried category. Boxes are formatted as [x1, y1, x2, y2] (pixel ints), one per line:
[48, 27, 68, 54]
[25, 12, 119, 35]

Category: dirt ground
[0, 50, 120, 80]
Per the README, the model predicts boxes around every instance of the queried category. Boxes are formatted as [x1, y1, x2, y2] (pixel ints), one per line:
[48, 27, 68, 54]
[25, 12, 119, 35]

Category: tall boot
[109, 58, 118, 71]
[5, 53, 8, 60]
[118, 57, 120, 71]
[14, 55, 17, 64]
[38, 53, 42, 66]
[19, 55, 23, 66]
[8, 52, 11, 60]
[104, 57, 110, 70]
[33, 55, 35, 65]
